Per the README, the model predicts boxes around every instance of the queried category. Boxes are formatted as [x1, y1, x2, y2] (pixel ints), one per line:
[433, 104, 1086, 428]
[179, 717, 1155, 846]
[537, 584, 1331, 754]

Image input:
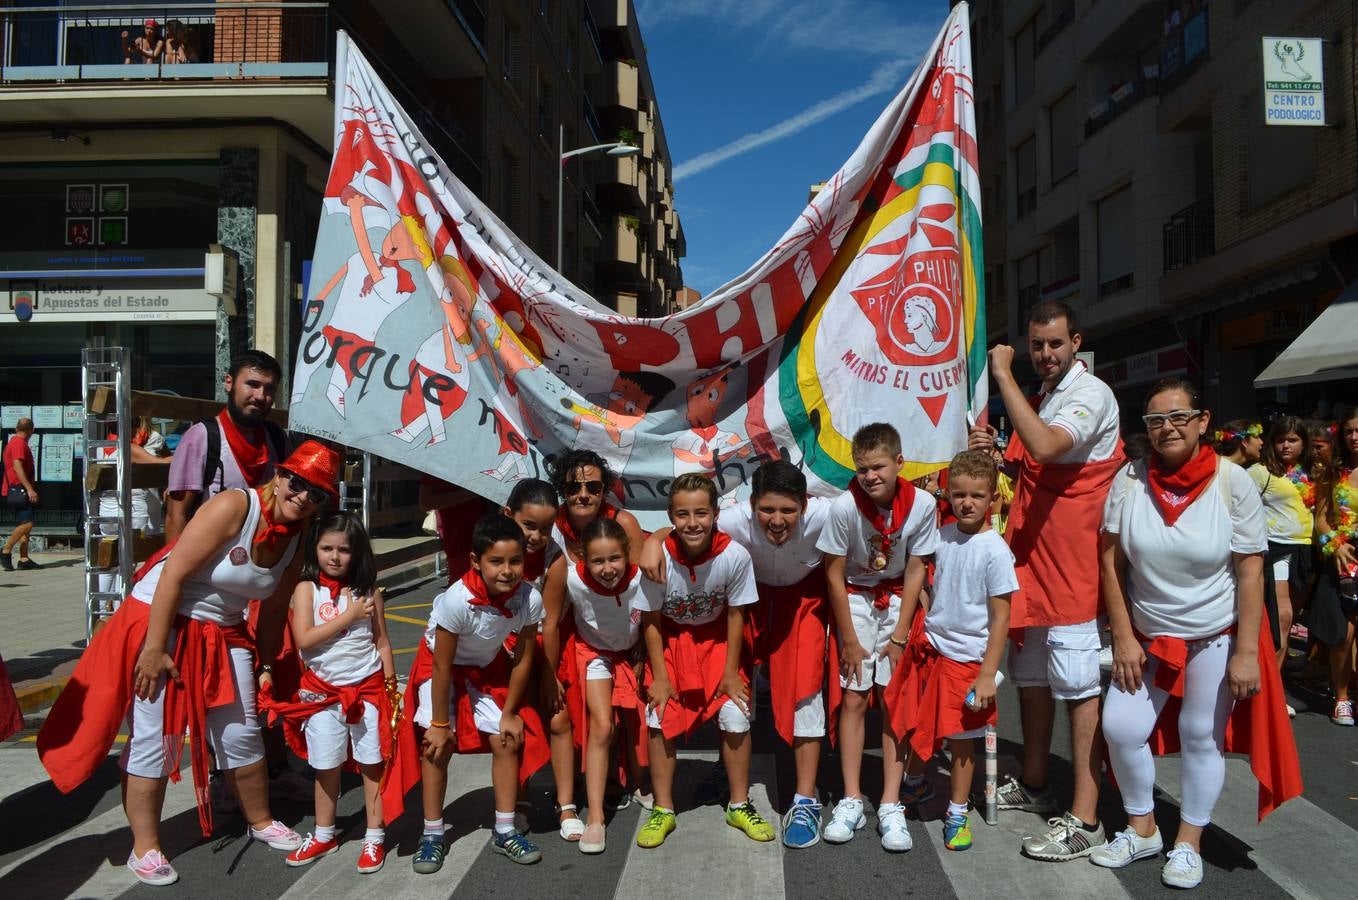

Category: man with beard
[164, 350, 291, 540]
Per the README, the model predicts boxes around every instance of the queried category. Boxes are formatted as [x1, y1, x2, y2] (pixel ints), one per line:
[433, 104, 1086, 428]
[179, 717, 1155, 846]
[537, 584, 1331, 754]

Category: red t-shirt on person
[1, 434, 34, 494]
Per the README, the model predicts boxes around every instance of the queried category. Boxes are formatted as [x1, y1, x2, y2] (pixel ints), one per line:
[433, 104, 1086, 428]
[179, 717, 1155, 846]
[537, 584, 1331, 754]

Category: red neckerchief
[663, 529, 732, 583]
[1147, 442, 1217, 526]
[379, 255, 416, 293]
[254, 487, 303, 548]
[316, 573, 347, 600]
[848, 477, 916, 562]
[462, 566, 515, 618]
[555, 503, 619, 549]
[576, 559, 638, 605]
[693, 425, 719, 443]
[218, 409, 270, 486]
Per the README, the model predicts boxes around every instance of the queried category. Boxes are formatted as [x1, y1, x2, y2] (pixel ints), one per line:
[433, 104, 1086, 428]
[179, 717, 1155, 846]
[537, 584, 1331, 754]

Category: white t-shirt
[566, 564, 642, 652]
[1102, 459, 1267, 639]
[424, 579, 544, 667]
[925, 524, 1019, 662]
[300, 582, 381, 685]
[816, 487, 939, 586]
[634, 540, 759, 626]
[1036, 361, 1121, 464]
[722, 496, 830, 587]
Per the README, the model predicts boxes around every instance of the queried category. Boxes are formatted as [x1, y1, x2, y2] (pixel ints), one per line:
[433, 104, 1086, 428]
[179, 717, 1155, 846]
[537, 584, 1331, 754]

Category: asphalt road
[3, 573, 1355, 899]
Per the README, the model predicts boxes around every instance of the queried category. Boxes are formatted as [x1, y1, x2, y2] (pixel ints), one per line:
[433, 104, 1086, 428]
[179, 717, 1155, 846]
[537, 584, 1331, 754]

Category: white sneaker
[127, 848, 179, 886]
[1162, 842, 1204, 888]
[823, 796, 866, 844]
[1021, 812, 1105, 861]
[249, 820, 304, 851]
[876, 802, 913, 852]
[1090, 826, 1163, 868]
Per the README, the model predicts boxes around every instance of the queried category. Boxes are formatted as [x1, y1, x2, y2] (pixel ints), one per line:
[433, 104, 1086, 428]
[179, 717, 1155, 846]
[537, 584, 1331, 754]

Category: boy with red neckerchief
[386, 514, 550, 872]
[633, 473, 774, 848]
[817, 422, 939, 853]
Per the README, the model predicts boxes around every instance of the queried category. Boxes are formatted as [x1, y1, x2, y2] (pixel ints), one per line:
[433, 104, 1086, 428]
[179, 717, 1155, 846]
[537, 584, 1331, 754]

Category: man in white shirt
[970, 300, 1123, 861]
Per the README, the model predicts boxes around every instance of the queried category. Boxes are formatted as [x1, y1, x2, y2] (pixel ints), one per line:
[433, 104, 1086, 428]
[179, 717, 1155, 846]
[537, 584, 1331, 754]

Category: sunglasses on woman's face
[285, 473, 328, 504]
[566, 479, 604, 496]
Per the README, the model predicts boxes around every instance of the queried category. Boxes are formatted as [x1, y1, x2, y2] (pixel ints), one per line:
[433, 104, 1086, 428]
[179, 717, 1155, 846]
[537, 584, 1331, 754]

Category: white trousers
[1102, 633, 1235, 827]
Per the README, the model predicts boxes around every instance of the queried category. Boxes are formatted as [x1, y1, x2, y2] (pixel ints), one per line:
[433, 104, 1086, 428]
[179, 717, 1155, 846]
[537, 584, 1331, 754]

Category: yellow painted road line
[384, 602, 434, 612]
[394, 646, 420, 655]
[384, 612, 428, 626]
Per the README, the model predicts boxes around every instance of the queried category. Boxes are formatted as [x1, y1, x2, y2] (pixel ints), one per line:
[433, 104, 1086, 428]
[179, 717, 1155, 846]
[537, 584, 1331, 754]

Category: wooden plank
[84, 463, 171, 493]
[94, 533, 166, 568]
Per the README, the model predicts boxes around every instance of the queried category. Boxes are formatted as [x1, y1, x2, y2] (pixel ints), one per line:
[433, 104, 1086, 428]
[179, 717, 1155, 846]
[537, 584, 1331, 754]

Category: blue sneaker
[901, 778, 935, 808]
[412, 833, 446, 874]
[492, 830, 543, 865]
[781, 798, 822, 849]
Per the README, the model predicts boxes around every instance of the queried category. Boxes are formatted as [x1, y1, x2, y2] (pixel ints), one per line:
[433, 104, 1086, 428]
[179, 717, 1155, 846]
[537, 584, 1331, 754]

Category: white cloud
[673, 57, 911, 182]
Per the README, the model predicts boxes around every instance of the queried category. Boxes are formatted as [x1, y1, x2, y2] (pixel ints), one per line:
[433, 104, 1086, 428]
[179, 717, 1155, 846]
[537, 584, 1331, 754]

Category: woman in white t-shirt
[1094, 378, 1268, 889]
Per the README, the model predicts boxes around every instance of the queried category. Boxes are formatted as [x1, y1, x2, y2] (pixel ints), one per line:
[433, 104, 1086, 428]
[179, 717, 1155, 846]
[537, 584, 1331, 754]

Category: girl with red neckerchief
[547, 449, 646, 565]
[37, 441, 341, 887]
[1313, 410, 1358, 726]
[541, 517, 648, 853]
[1097, 378, 1300, 889]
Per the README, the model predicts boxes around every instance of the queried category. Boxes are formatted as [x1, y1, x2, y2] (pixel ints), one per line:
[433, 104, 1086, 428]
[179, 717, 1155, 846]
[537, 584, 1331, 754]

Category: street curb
[15, 677, 67, 715]
[377, 553, 444, 590]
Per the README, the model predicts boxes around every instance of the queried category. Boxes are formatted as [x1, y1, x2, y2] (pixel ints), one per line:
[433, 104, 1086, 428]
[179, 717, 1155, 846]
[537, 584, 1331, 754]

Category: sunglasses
[284, 472, 329, 504]
[565, 479, 604, 496]
[1141, 409, 1202, 431]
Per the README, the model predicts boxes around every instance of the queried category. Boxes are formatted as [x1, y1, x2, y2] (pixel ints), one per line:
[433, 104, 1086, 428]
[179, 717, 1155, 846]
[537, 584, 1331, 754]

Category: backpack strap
[262, 421, 288, 469]
[199, 418, 226, 502]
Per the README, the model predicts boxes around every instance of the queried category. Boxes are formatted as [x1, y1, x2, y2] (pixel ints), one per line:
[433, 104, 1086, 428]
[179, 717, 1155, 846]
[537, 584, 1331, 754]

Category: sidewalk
[0, 536, 442, 716]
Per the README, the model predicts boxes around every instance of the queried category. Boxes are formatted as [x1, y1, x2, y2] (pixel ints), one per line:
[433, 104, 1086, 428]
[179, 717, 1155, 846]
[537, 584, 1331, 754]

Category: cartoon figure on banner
[566, 370, 674, 479]
[475, 316, 546, 483]
[671, 364, 752, 480]
[390, 254, 483, 445]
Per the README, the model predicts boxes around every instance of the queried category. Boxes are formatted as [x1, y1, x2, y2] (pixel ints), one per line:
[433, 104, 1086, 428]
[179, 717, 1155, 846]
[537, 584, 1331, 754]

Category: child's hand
[422, 724, 452, 763]
[883, 639, 906, 667]
[719, 672, 750, 717]
[968, 673, 997, 710]
[347, 592, 376, 623]
[639, 539, 667, 582]
[499, 712, 524, 748]
[647, 676, 674, 718]
[839, 639, 868, 686]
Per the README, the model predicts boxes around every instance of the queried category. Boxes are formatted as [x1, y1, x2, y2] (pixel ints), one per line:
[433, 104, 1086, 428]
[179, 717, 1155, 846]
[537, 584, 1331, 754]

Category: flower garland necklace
[1283, 465, 1315, 511]
[1319, 468, 1356, 558]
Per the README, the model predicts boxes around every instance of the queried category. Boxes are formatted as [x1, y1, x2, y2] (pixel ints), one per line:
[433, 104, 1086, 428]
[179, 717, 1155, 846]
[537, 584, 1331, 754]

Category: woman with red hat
[38, 440, 341, 887]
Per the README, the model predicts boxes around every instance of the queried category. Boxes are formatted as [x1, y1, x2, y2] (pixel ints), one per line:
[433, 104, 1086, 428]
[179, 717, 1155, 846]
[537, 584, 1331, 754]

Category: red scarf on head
[1147, 443, 1217, 526]
[848, 477, 916, 562]
[316, 572, 347, 599]
[462, 566, 515, 617]
[663, 529, 732, 583]
[254, 487, 303, 548]
[555, 502, 619, 550]
[576, 559, 638, 604]
[218, 409, 270, 486]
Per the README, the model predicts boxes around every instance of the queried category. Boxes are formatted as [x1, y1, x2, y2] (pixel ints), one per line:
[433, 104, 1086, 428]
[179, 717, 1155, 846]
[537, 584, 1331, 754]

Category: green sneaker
[726, 801, 776, 842]
[636, 807, 677, 848]
[943, 812, 972, 851]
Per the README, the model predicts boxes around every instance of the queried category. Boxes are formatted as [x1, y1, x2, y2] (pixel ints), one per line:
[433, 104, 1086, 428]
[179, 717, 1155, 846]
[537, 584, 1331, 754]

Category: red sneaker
[356, 839, 386, 874]
[285, 833, 339, 867]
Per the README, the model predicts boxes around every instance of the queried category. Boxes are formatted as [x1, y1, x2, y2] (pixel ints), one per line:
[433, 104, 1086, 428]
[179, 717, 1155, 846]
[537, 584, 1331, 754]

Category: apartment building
[969, 0, 1356, 420]
[0, 0, 684, 532]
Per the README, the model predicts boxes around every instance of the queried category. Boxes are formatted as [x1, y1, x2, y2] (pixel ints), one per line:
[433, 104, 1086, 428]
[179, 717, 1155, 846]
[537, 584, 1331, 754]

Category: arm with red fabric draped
[970, 592, 1011, 710]
[1227, 551, 1264, 700]
[254, 555, 304, 691]
[883, 554, 928, 667]
[423, 627, 457, 763]
[1101, 532, 1146, 694]
[987, 344, 1076, 464]
[825, 554, 865, 686]
[133, 490, 249, 700]
[500, 622, 536, 748]
[540, 557, 569, 712]
[719, 603, 750, 717]
[641, 611, 672, 716]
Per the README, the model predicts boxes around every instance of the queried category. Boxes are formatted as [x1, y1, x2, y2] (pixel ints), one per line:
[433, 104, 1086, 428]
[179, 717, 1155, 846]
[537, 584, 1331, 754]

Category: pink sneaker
[127, 848, 179, 886]
[249, 820, 304, 851]
[285, 833, 339, 867]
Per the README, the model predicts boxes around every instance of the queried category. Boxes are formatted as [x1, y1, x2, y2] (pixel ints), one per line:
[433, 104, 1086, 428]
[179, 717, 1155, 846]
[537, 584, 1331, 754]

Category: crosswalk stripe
[1154, 756, 1356, 900]
[614, 751, 783, 900]
[278, 754, 490, 899]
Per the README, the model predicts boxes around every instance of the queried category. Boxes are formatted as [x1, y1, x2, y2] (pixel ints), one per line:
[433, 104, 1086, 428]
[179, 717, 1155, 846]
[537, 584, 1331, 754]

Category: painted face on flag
[685, 370, 730, 428]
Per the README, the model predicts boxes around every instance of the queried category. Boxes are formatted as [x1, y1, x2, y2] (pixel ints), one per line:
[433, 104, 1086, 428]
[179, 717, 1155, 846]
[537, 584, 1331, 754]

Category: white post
[556, 123, 565, 273]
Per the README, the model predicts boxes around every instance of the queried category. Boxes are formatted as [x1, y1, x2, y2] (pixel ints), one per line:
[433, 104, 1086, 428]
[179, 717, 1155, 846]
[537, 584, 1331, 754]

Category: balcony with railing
[1162, 196, 1214, 272]
[1084, 76, 1157, 138]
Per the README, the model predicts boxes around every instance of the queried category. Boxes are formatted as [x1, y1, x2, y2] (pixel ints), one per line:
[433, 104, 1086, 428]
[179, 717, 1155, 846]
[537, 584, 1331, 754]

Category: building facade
[0, 0, 685, 536]
[968, 0, 1356, 421]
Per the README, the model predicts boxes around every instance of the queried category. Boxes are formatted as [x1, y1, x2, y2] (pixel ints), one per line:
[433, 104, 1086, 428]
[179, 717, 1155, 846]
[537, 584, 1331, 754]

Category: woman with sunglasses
[548, 449, 646, 564]
[1094, 379, 1300, 889]
[38, 441, 341, 887]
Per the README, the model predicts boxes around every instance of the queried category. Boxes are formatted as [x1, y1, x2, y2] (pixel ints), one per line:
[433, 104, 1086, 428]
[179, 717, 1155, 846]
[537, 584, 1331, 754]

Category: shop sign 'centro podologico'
[3, 277, 218, 324]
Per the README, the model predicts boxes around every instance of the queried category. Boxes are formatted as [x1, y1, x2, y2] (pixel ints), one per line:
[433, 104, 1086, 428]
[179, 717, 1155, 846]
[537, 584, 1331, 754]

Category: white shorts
[793, 693, 826, 739]
[301, 696, 384, 769]
[646, 697, 753, 734]
[1008, 619, 1102, 701]
[838, 589, 899, 691]
[121, 644, 263, 778]
[414, 678, 503, 735]
[586, 655, 616, 681]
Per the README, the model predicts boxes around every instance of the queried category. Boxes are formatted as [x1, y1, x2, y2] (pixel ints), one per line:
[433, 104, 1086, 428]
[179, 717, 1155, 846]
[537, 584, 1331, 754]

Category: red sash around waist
[560, 631, 648, 770]
[647, 615, 742, 741]
[749, 570, 830, 746]
[884, 635, 995, 759]
[258, 667, 393, 772]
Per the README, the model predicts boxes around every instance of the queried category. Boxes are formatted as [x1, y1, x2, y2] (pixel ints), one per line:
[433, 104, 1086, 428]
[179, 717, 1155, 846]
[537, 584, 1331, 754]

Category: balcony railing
[1, 3, 330, 82]
[1162, 195, 1214, 272]
[1158, 5, 1209, 94]
[1085, 77, 1157, 137]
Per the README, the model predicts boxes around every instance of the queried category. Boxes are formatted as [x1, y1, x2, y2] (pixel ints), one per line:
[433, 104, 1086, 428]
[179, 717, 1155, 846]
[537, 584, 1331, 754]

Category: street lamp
[558, 124, 640, 272]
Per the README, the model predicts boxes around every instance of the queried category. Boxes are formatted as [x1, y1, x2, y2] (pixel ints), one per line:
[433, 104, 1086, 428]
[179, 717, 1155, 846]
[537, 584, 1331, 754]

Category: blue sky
[635, 0, 945, 297]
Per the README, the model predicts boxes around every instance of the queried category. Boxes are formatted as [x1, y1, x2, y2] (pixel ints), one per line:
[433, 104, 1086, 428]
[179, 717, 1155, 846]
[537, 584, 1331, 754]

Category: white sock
[793, 792, 816, 806]
[422, 818, 445, 837]
[314, 824, 336, 843]
[364, 828, 384, 845]
[494, 810, 517, 835]
[947, 801, 968, 817]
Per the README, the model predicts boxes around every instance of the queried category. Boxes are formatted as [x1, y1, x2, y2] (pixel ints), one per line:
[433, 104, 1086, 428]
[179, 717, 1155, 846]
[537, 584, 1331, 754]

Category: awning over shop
[1254, 288, 1358, 388]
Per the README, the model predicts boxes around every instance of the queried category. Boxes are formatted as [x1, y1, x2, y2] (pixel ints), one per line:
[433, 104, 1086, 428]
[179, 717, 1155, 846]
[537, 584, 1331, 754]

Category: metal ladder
[81, 345, 132, 639]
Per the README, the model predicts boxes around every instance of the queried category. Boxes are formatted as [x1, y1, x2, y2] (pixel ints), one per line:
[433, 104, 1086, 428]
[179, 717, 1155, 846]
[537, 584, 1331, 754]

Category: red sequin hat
[278, 440, 341, 496]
